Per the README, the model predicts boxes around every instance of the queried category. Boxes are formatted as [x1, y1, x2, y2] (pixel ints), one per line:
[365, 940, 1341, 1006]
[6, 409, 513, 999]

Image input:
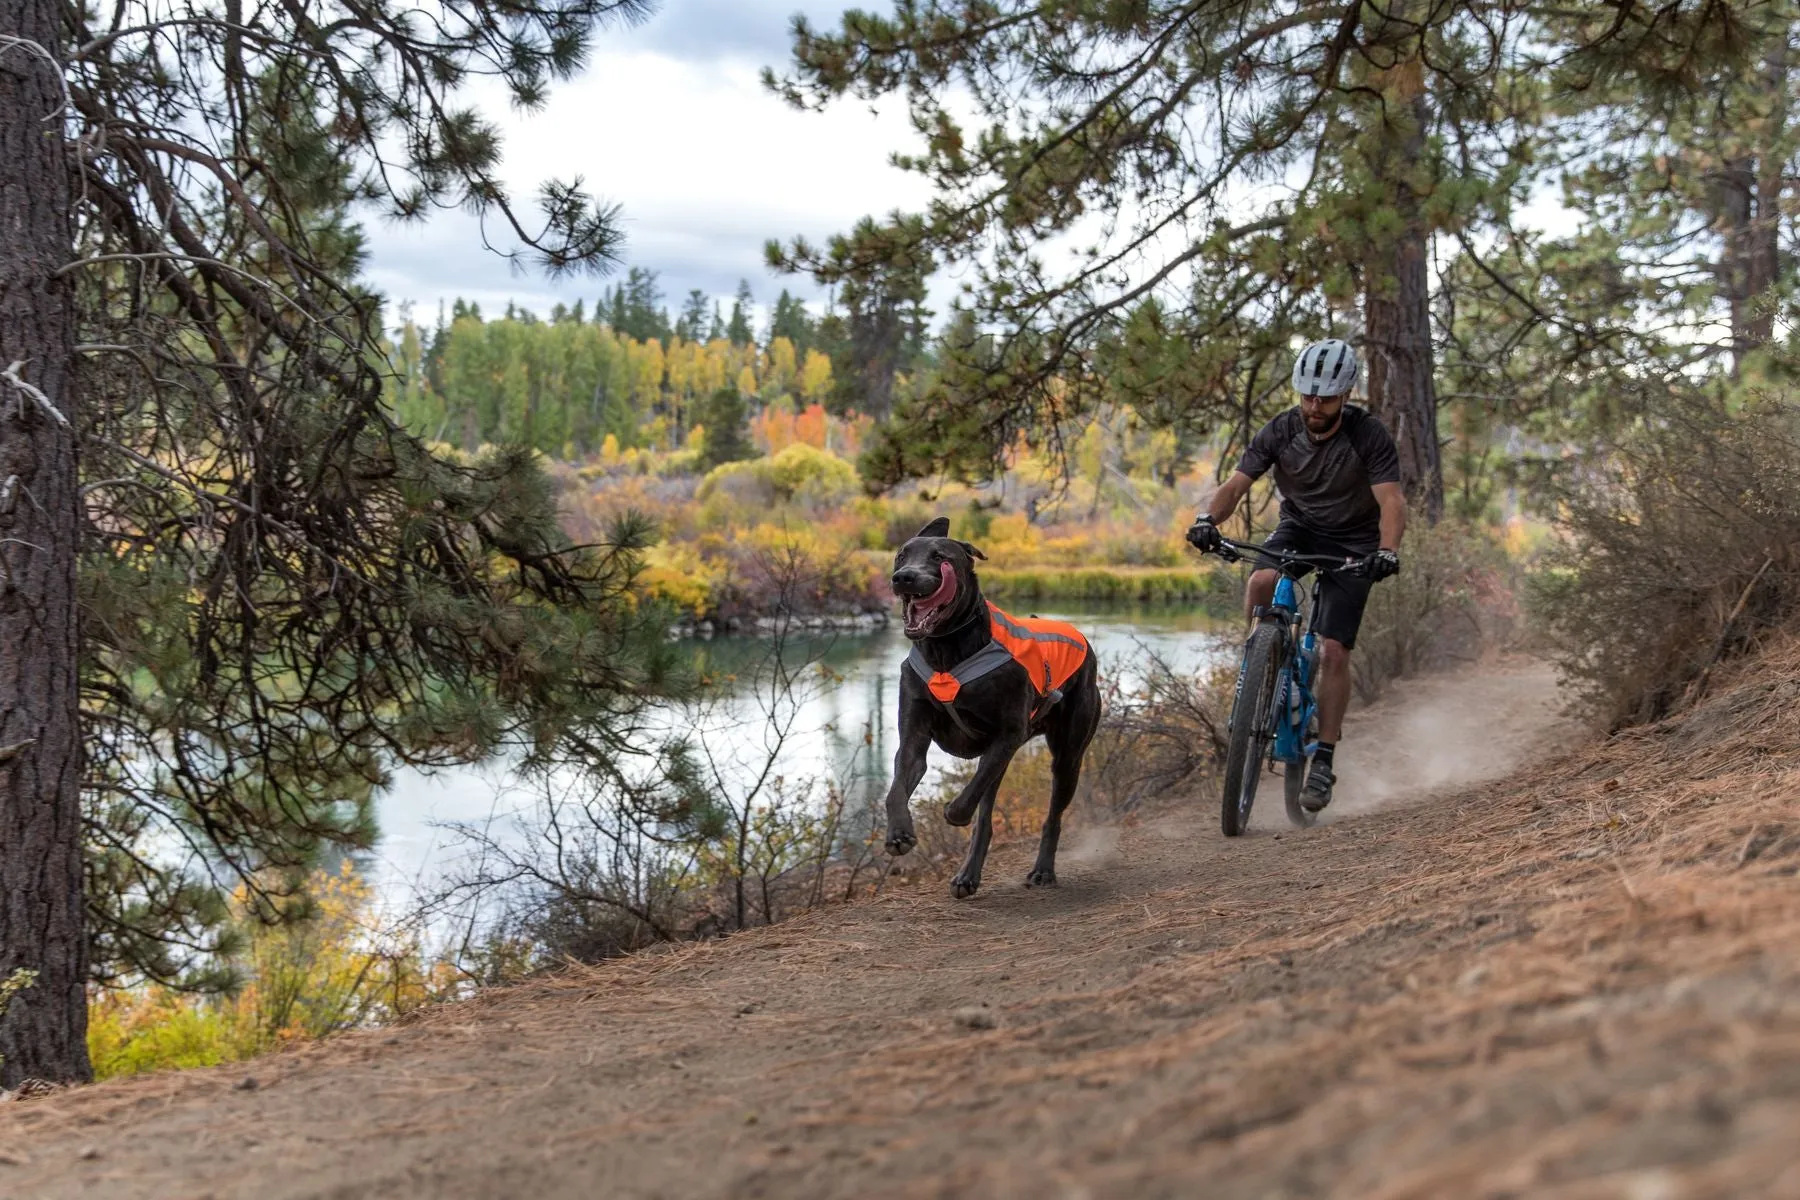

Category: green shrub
[696, 443, 859, 508]
[980, 566, 1232, 604]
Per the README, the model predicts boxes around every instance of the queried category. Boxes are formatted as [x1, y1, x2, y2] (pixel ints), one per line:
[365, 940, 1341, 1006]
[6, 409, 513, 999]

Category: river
[369, 602, 1241, 903]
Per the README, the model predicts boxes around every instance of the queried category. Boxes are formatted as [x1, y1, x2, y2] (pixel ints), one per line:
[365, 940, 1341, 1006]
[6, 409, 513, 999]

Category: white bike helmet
[1291, 338, 1359, 397]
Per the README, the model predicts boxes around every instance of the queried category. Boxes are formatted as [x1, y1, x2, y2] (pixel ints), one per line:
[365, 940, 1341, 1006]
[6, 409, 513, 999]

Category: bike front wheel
[1221, 623, 1283, 837]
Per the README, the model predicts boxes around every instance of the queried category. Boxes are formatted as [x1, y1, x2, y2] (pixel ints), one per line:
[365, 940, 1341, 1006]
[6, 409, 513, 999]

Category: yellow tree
[630, 337, 667, 436]
[665, 337, 699, 410]
[765, 337, 798, 394]
[799, 349, 834, 405]
[695, 339, 731, 396]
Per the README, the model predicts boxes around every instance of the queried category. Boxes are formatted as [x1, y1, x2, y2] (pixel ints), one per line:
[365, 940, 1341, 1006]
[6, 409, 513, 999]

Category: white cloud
[363, 19, 936, 331]
[624, 0, 851, 65]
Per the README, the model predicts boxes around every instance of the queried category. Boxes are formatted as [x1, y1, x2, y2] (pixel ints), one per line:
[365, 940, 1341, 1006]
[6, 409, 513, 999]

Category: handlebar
[1208, 535, 1366, 575]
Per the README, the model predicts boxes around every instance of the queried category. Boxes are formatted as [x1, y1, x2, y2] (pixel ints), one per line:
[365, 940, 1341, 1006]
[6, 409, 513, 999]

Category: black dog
[883, 517, 1102, 899]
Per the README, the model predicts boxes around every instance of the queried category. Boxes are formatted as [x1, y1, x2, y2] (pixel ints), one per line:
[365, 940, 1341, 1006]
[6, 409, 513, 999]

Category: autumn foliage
[88, 867, 449, 1080]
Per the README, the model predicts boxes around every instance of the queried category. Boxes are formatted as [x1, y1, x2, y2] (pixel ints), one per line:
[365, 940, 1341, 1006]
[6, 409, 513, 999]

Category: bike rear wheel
[1221, 623, 1282, 837]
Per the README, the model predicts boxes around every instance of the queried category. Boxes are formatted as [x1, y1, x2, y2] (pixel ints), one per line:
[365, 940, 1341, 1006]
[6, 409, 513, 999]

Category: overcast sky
[363, 1, 933, 332]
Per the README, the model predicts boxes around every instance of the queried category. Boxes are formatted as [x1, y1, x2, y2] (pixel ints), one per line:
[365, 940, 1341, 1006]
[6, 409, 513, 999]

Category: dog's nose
[891, 568, 935, 595]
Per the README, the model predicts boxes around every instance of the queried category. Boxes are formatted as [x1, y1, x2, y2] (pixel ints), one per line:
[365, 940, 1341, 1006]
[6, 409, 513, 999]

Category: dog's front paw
[884, 826, 917, 858]
[942, 800, 974, 827]
[950, 872, 982, 900]
[1024, 868, 1057, 888]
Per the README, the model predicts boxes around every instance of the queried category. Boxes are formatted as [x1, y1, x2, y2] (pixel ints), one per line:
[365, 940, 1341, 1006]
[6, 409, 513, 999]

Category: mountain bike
[1205, 536, 1367, 837]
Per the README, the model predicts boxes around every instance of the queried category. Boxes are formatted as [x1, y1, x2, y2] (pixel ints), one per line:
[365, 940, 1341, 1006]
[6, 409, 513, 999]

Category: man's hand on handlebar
[1359, 549, 1400, 581]
[1191, 531, 1382, 574]
[1185, 514, 1223, 554]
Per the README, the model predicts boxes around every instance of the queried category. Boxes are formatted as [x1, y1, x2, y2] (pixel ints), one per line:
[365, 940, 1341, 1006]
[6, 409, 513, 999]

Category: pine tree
[727, 280, 755, 346]
[0, 0, 666, 1084]
[767, 289, 815, 355]
[819, 240, 932, 420]
[1421, 3, 1778, 445]
[675, 288, 712, 343]
[697, 387, 754, 469]
[767, 1, 1615, 514]
[0, 0, 83, 1083]
[616, 268, 672, 341]
[1547, 8, 1794, 376]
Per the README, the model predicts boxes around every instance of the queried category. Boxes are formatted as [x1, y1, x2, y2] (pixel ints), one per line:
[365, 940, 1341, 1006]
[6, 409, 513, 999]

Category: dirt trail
[7, 654, 1800, 1199]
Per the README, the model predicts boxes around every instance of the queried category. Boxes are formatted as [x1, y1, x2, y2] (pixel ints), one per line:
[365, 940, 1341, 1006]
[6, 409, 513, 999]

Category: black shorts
[1260, 519, 1377, 650]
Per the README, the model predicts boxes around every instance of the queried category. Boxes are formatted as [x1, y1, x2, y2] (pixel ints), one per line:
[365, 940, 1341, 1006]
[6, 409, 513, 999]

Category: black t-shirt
[1236, 406, 1400, 544]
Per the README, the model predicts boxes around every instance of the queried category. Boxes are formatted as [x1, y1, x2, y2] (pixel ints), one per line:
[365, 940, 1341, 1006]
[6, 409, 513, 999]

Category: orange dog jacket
[905, 603, 1089, 713]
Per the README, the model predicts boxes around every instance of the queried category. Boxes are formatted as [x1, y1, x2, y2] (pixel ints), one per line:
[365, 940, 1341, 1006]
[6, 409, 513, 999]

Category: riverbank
[661, 566, 1234, 637]
[982, 564, 1231, 605]
[663, 564, 1234, 636]
[666, 607, 891, 639]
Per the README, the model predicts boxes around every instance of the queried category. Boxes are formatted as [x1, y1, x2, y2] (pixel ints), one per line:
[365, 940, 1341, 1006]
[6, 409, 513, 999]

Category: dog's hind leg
[1025, 743, 1082, 888]
[946, 736, 1023, 899]
[1028, 672, 1101, 888]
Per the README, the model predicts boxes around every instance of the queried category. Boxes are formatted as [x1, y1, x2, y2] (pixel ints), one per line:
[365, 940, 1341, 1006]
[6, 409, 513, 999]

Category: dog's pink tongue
[908, 562, 958, 630]
[920, 561, 956, 609]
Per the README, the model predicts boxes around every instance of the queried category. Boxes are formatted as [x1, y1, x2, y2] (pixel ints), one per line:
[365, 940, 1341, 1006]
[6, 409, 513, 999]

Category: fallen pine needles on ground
[3, 642, 1800, 1196]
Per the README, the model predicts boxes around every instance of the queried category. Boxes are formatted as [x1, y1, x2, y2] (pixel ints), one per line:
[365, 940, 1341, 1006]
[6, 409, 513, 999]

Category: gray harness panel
[904, 639, 1051, 737]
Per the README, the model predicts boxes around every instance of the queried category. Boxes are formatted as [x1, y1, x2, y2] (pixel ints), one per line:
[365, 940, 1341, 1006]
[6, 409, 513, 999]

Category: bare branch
[0, 34, 72, 121]
[1, 360, 71, 427]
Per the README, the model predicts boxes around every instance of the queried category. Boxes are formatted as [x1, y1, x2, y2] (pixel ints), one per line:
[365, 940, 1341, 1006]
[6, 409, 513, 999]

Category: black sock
[1312, 742, 1336, 772]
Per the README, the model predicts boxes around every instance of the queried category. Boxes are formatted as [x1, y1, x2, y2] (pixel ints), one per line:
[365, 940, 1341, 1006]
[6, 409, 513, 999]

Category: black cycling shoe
[1300, 759, 1335, 813]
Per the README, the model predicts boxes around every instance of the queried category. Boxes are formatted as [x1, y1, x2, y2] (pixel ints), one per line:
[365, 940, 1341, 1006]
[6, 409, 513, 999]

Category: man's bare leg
[1244, 568, 1277, 625]
[1303, 636, 1353, 811]
[1315, 637, 1351, 743]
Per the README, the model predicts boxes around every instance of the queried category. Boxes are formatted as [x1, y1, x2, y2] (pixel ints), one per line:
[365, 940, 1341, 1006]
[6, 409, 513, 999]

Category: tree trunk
[1718, 29, 1787, 370]
[1363, 90, 1445, 524]
[0, 0, 90, 1085]
[1746, 31, 1787, 353]
[1716, 154, 1756, 368]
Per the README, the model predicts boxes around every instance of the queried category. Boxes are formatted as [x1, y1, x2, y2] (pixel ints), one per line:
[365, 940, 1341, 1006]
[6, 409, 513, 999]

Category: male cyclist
[1185, 338, 1406, 812]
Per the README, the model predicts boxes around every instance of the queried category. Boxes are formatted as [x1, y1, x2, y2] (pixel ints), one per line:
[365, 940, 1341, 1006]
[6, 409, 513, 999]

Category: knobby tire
[1221, 623, 1282, 837]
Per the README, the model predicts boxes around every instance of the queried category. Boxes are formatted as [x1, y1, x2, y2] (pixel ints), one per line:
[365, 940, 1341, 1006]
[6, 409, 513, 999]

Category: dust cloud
[1322, 660, 1578, 822]
[1058, 824, 1123, 867]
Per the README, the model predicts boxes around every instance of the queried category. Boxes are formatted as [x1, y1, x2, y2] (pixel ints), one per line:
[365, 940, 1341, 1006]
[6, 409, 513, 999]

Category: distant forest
[389, 269, 931, 457]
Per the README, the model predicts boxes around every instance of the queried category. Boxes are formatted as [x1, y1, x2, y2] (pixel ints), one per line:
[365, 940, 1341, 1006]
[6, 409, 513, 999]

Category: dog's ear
[915, 516, 951, 539]
[959, 541, 987, 561]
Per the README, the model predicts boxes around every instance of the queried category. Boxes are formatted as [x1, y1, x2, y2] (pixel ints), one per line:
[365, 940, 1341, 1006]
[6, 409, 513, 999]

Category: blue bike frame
[1265, 574, 1320, 767]
[1211, 533, 1364, 833]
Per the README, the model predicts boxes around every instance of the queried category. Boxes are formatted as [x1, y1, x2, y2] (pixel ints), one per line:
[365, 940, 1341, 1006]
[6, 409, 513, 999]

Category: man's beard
[1304, 409, 1340, 435]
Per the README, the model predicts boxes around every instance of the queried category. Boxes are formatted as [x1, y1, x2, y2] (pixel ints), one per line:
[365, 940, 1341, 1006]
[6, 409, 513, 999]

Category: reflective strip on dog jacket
[904, 603, 1089, 711]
